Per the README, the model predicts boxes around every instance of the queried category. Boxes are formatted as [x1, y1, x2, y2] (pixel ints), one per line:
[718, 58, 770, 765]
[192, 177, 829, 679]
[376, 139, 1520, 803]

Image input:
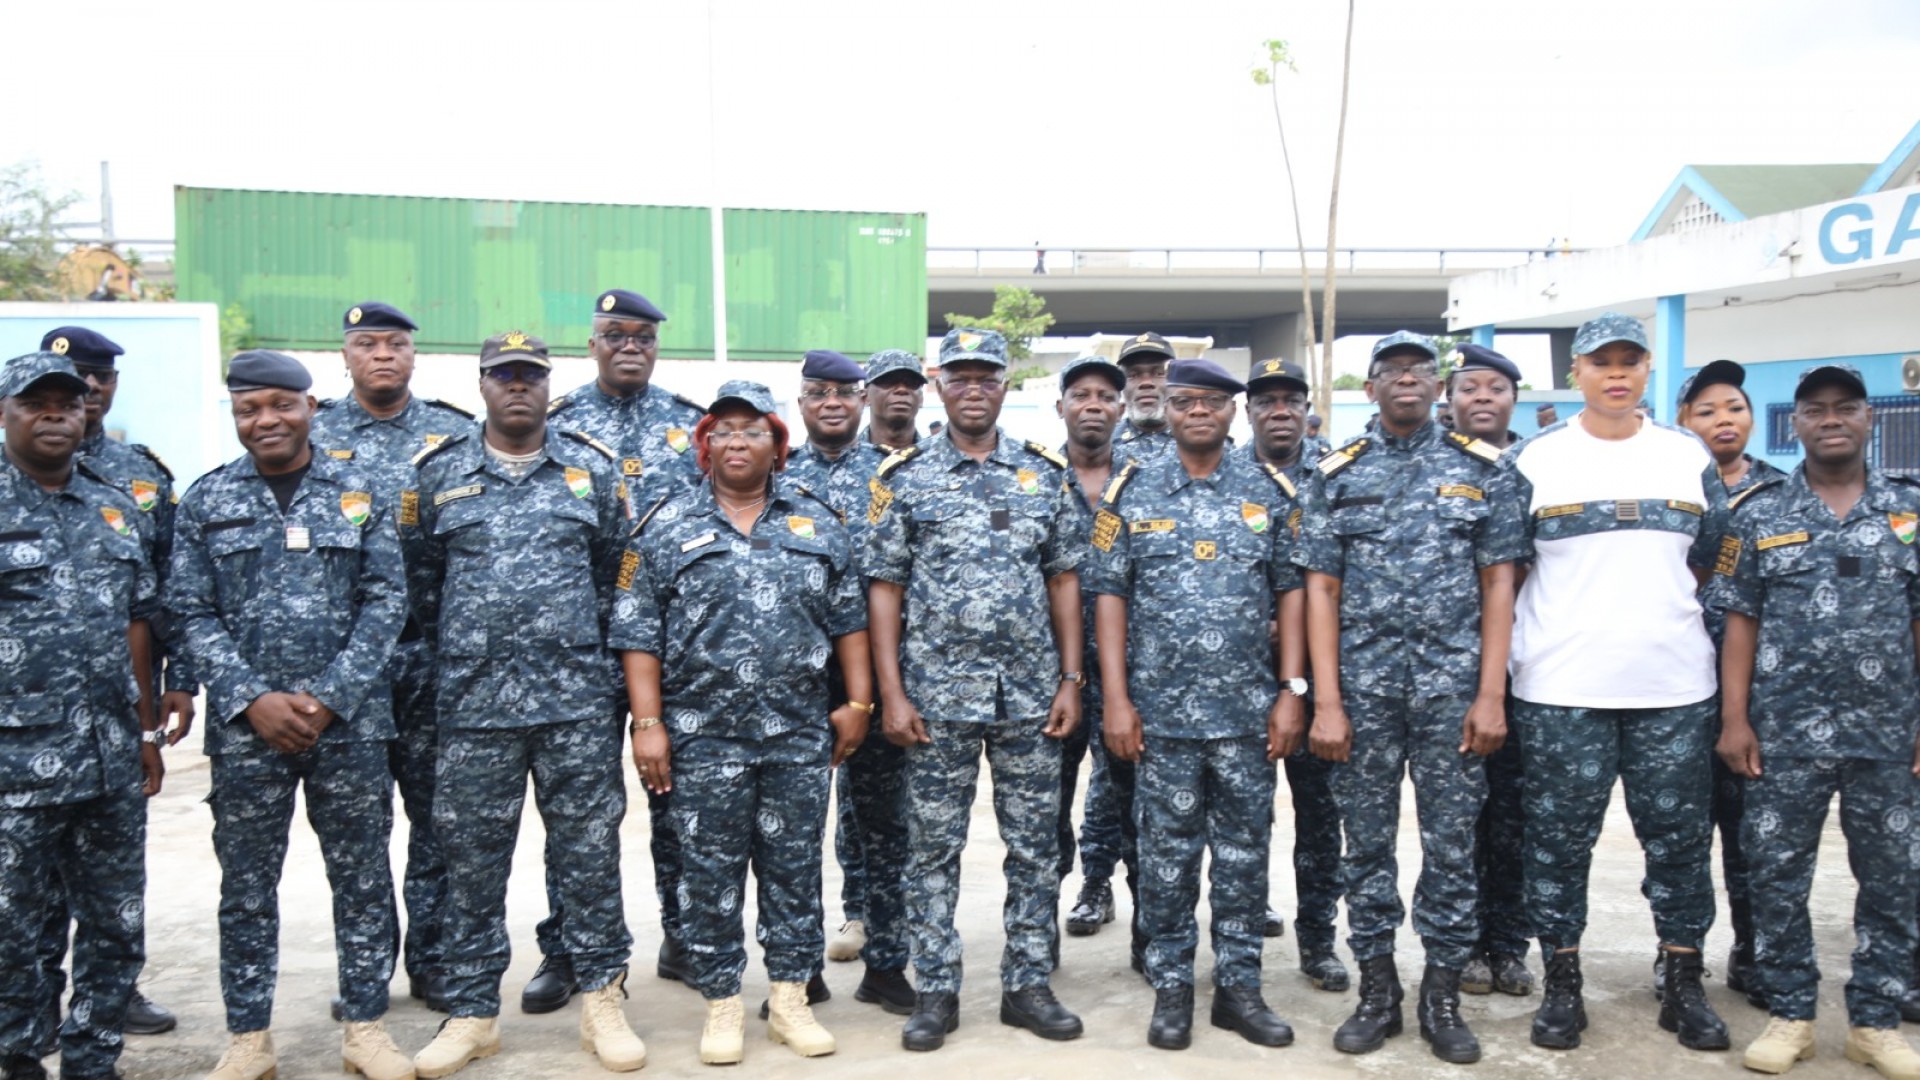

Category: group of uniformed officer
[3, 295, 1920, 1080]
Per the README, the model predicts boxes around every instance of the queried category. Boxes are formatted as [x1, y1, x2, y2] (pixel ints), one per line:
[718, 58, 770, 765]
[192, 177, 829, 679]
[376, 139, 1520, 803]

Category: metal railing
[928, 245, 1571, 276]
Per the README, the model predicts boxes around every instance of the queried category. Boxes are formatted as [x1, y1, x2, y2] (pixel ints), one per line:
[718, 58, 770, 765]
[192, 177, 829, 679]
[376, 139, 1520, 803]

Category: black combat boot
[1332, 954, 1403, 1054]
[1417, 965, 1482, 1064]
[1147, 986, 1193, 1050]
[1658, 947, 1730, 1051]
[1531, 949, 1588, 1050]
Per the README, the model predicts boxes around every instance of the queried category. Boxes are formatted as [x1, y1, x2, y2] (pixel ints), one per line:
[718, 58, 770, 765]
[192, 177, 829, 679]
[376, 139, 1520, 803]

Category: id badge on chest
[285, 526, 312, 552]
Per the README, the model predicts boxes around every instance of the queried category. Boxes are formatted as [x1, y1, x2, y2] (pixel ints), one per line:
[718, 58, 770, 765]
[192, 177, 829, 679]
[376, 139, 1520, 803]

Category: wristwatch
[1282, 678, 1310, 697]
[1058, 671, 1085, 686]
[140, 729, 167, 747]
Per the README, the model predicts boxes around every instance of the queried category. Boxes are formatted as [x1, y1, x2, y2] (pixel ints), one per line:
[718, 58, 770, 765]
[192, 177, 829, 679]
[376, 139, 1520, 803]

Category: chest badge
[129, 480, 158, 512]
[1242, 502, 1270, 533]
[1892, 512, 1917, 545]
[100, 506, 132, 537]
[340, 491, 372, 527]
[1016, 468, 1040, 495]
[788, 515, 816, 539]
[666, 428, 691, 454]
[565, 467, 592, 499]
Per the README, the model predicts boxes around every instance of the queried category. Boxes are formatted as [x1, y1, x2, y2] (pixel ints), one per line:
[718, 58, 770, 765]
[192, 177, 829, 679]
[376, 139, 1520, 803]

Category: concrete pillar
[1652, 294, 1686, 422]
[1249, 313, 1303, 365]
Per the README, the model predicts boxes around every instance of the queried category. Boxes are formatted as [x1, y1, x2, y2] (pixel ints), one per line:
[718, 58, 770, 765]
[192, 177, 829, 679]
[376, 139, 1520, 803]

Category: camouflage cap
[1794, 362, 1868, 402]
[865, 349, 928, 385]
[1059, 355, 1125, 393]
[0, 351, 89, 398]
[1572, 312, 1649, 355]
[708, 379, 778, 415]
[1246, 357, 1310, 393]
[1370, 330, 1437, 362]
[478, 330, 552, 370]
[939, 327, 1008, 369]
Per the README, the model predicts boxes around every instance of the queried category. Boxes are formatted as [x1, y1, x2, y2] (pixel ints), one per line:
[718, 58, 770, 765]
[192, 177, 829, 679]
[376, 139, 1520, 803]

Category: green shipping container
[174, 187, 926, 362]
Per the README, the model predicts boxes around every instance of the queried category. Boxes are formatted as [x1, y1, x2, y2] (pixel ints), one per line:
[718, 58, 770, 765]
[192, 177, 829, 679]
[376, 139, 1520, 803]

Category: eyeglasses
[483, 365, 549, 383]
[798, 386, 864, 401]
[1369, 361, 1438, 380]
[706, 427, 774, 444]
[596, 331, 657, 349]
[1167, 393, 1232, 413]
[939, 374, 1006, 395]
[1793, 400, 1867, 421]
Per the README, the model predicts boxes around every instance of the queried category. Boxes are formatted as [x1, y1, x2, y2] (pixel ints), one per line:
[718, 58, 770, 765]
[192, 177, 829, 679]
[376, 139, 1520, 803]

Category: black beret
[1450, 344, 1521, 385]
[1165, 358, 1246, 395]
[227, 350, 313, 393]
[41, 326, 124, 368]
[343, 302, 418, 333]
[593, 289, 667, 323]
[800, 349, 865, 382]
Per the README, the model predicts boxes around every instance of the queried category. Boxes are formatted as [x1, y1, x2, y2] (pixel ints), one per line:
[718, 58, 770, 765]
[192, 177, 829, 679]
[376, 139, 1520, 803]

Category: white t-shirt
[1506, 417, 1722, 709]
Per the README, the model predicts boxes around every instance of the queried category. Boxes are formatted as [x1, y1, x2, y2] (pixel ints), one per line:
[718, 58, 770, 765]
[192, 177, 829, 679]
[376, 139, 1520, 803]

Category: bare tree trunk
[1317, 0, 1357, 420]
[1266, 81, 1319, 379]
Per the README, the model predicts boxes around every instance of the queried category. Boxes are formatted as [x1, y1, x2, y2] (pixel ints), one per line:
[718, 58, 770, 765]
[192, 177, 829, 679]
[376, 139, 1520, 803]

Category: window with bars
[1765, 396, 1920, 477]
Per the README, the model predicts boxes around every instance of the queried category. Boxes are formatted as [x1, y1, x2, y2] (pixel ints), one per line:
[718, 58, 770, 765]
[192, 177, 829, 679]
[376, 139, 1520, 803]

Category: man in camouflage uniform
[1296, 330, 1522, 1064]
[1443, 344, 1535, 999]
[32, 326, 184, 1043]
[545, 288, 705, 999]
[310, 302, 477, 1015]
[1243, 357, 1349, 994]
[1055, 357, 1138, 955]
[867, 327, 1086, 1052]
[403, 332, 645, 1078]
[1711, 363, 1920, 1077]
[0, 351, 163, 1080]
[1087, 358, 1300, 1051]
[783, 349, 911, 1013]
[1114, 332, 1174, 457]
[168, 350, 411, 1080]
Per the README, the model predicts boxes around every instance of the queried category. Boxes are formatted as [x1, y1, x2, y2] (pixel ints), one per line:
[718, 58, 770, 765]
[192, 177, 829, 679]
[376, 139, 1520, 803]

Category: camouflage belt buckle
[1614, 500, 1641, 522]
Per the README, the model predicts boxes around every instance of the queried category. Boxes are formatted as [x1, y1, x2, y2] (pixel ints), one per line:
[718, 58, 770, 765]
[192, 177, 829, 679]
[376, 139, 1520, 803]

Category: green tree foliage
[943, 285, 1056, 362]
[0, 163, 79, 301]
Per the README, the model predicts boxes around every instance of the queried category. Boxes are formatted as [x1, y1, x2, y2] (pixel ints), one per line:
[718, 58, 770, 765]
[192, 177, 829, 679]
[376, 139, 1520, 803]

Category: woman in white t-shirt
[1490, 312, 1731, 1056]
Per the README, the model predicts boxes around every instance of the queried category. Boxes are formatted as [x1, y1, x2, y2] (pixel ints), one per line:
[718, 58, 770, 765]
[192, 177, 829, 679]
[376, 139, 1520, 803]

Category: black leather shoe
[409, 972, 451, 1013]
[1417, 965, 1481, 1064]
[655, 937, 697, 986]
[1490, 952, 1535, 997]
[1657, 948, 1729, 1051]
[520, 954, 578, 1014]
[1, 1056, 48, 1080]
[855, 966, 916, 1015]
[1262, 906, 1286, 939]
[1211, 984, 1294, 1047]
[1300, 944, 1351, 992]
[122, 988, 175, 1036]
[1147, 986, 1193, 1050]
[1532, 950, 1588, 1050]
[1066, 878, 1115, 937]
[902, 991, 960, 1052]
[1000, 985, 1083, 1041]
[759, 971, 830, 1019]
[1333, 955, 1403, 1054]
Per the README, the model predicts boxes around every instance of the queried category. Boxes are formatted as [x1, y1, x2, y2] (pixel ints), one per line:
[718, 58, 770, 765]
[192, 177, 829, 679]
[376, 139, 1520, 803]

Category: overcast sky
[16, 0, 1920, 257]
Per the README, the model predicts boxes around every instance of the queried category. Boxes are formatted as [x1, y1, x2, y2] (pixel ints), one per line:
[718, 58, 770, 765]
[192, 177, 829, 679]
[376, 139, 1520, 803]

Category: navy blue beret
[594, 289, 667, 323]
[800, 349, 865, 383]
[41, 327, 123, 368]
[1450, 344, 1521, 385]
[227, 350, 313, 393]
[1165, 358, 1246, 395]
[343, 302, 418, 333]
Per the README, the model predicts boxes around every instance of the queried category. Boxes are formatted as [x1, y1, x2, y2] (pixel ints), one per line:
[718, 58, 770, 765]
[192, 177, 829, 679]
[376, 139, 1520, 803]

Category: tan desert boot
[767, 980, 836, 1057]
[414, 1016, 501, 1079]
[206, 1030, 276, 1080]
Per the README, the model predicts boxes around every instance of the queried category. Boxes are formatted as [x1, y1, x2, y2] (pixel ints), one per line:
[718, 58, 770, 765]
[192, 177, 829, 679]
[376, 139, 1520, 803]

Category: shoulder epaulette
[411, 432, 464, 468]
[1262, 462, 1298, 500]
[1445, 430, 1504, 465]
[634, 494, 672, 534]
[425, 397, 475, 420]
[1728, 476, 1784, 512]
[129, 444, 175, 481]
[875, 444, 922, 480]
[671, 391, 707, 413]
[1097, 459, 1140, 510]
[546, 395, 572, 414]
[1316, 437, 1371, 477]
[562, 430, 617, 461]
[1024, 441, 1069, 469]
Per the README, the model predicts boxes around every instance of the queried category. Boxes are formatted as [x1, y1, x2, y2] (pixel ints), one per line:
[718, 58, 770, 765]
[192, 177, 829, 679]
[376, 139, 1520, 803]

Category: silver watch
[1282, 678, 1310, 697]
